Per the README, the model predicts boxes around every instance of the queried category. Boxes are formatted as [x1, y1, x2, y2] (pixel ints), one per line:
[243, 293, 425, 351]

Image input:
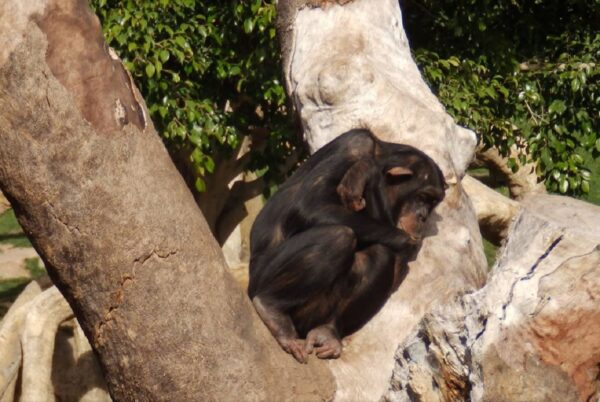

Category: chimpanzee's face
[397, 185, 444, 239]
[383, 153, 446, 240]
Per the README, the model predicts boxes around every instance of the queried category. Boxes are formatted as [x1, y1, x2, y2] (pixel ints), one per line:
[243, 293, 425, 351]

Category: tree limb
[475, 146, 546, 200]
[278, 0, 487, 399]
[0, 1, 334, 400]
[384, 195, 600, 402]
[462, 175, 520, 244]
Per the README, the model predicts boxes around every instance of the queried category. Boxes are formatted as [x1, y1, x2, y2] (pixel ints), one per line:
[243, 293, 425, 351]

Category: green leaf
[559, 176, 569, 194]
[194, 177, 206, 192]
[581, 180, 590, 193]
[552, 170, 561, 180]
[580, 169, 591, 180]
[189, 130, 202, 147]
[571, 153, 584, 164]
[145, 64, 155, 77]
[159, 50, 170, 62]
[541, 148, 554, 170]
[568, 177, 578, 191]
[485, 87, 497, 100]
[191, 147, 203, 164]
[243, 18, 254, 34]
[175, 36, 186, 47]
[548, 100, 567, 115]
[116, 33, 127, 45]
[205, 156, 215, 173]
[447, 57, 460, 67]
[158, 106, 168, 118]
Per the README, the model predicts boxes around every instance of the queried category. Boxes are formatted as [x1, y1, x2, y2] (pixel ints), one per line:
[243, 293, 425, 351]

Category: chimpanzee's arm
[344, 212, 417, 251]
[316, 206, 416, 252]
[252, 295, 309, 363]
[336, 158, 379, 212]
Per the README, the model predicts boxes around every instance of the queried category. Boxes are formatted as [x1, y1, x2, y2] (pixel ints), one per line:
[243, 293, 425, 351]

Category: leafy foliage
[90, 0, 295, 192]
[90, 0, 599, 199]
[403, 0, 600, 196]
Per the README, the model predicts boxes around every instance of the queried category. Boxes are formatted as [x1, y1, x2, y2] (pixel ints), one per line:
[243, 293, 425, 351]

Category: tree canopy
[91, 0, 599, 201]
[91, 0, 296, 195]
[403, 0, 599, 198]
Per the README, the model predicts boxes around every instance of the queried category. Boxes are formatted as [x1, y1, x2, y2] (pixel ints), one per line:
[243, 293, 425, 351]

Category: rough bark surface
[0, 1, 334, 401]
[278, 0, 488, 400]
[462, 175, 520, 244]
[383, 195, 600, 402]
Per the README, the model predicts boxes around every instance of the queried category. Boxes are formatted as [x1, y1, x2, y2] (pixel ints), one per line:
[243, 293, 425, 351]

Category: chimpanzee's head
[380, 146, 447, 240]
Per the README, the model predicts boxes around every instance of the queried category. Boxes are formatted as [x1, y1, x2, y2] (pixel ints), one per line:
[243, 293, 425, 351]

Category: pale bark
[475, 146, 546, 200]
[51, 318, 111, 402]
[384, 195, 600, 402]
[0, 1, 333, 401]
[0, 285, 111, 401]
[221, 171, 263, 270]
[19, 287, 73, 402]
[278, 0, 487, 399]
[462, 175, 520, 244]
[0, 282, 41, 402]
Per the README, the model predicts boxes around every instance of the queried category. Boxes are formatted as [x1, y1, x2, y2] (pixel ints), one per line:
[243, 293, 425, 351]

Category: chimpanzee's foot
[252, 296, 308, 363]
[305, 325, 342, 359]
[278, 337, 308, 363]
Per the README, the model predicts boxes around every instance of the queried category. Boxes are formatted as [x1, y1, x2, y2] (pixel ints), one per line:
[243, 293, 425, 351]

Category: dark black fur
[247, 129, 445, 362]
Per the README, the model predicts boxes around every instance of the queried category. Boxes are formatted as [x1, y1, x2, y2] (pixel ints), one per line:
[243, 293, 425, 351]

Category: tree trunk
[277, 0, 488, 399]
[278, 2, 600, 401]
[384, 195, 600, 402]
[0, 1, 333, 401]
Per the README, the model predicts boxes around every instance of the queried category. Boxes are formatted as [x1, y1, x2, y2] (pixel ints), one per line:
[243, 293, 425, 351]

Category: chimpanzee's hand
[386, 228, 421, 251]
[408, 233, 422, 246]
[337, 183, 366, 212]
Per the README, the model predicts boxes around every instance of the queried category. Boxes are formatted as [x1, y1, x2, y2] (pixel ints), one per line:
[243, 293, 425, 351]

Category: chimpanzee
[248, 129, 446, 363]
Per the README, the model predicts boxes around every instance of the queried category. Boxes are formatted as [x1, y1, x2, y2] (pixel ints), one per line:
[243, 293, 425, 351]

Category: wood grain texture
[0, 1, 334, 400]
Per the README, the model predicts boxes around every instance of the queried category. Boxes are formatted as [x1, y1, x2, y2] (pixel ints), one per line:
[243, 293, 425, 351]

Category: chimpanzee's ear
[386, 166, 413, 177]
